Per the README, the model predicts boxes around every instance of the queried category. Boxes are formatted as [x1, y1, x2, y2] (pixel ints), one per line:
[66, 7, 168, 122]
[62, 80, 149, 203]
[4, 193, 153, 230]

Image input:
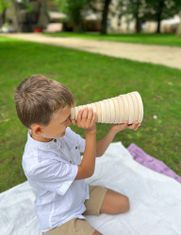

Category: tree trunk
[134, 0, 141, 33]
[156, 14, 161, 33]
[0, 9, 6, 27]
[135, 15, 142, 33]
[156, 0, 164, 34]
[37, 0, 49, 29]
[100, 0, 111, 35]
[11, 0, 22, 32]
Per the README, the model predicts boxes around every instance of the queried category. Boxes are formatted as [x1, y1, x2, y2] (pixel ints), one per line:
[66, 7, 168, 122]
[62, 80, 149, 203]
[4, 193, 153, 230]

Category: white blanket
[0, 142, 181, 235]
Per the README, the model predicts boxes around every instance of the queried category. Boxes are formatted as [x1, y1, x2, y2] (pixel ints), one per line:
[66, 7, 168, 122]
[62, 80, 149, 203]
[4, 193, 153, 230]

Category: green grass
[44, 32, 181, 47]
[0, 36, 181, 192]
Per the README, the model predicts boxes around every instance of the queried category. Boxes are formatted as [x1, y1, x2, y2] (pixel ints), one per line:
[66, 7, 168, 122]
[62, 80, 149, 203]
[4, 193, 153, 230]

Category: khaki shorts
[45, 185, 107, 235]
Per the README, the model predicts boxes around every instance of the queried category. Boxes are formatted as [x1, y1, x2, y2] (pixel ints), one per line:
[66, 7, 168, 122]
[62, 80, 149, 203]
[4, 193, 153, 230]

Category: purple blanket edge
[127, 143, 181, 184]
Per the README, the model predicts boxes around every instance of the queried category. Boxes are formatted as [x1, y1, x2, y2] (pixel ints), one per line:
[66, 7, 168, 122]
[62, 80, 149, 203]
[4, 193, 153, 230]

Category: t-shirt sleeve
[28, 159, 78, 195]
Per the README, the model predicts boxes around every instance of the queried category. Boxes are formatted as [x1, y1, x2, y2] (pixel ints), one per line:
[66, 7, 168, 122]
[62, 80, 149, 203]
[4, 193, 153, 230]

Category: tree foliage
[0, 0, 10, 14]
[145, 0, 181, 33]
[55, 0, 90, 31]
[118, 0, 181, 33]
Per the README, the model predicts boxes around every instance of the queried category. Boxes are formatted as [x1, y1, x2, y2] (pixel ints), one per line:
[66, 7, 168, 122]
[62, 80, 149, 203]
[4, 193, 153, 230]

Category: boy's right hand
[72, 107, 97, 133]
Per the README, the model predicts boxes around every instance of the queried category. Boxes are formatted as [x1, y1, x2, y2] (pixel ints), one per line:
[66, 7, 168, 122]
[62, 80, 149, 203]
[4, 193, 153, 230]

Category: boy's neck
[30, 131, 53, 143]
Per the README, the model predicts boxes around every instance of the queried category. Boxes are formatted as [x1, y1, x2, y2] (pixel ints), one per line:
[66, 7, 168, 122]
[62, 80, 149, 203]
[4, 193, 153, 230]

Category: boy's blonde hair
[14, 75, 74, 128]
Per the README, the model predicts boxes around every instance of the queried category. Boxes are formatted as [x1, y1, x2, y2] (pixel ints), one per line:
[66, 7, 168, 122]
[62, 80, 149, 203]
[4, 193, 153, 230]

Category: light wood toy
[71, 91, 144, 124]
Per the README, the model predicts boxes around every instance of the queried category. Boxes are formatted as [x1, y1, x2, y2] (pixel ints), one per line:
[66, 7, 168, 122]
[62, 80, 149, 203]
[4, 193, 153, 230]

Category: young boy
[14, 75, 140, 235]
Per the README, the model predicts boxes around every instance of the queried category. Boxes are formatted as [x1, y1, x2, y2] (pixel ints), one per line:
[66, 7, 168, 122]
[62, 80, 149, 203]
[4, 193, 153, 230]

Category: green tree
[0, 0, 49, 32]
[55, 0, 114, 34]
[55, 0, 90, 32]
[118, 0, 147, 33]
[0, 0, 8, 13]
[0, 0, 10, 27]
[144, 0, 181, 33]
[118, 0, 181, 33]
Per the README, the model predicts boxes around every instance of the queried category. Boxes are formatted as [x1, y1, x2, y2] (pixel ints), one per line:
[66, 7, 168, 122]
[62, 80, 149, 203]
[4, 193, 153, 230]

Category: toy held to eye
[71, 91, 144, 124]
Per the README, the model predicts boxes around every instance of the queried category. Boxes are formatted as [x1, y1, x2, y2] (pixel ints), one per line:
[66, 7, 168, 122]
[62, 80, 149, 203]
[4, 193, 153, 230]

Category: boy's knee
[93, 230, 102, 235]
[123, 195, 130, 212]
[118, 195, 130, 213]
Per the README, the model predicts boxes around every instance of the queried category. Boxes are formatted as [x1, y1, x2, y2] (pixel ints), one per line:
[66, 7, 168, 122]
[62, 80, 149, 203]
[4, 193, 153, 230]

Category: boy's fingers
[94, 112, 98, 122]
[87, 108, 93, 121]
[134, 122, 140, 129]
[90, 112, 97, 125]
[128, 123, 135, 129]
[82, 108, 88, 119]
[127, 123, 133, 127]
[75, 108, 97, 129]
[133, 122, 138, 129]
[77, 109, 83, 122]
[135, 123, 141, 130]
[128, 122, 140, 130]
[85, 109, 92, 128]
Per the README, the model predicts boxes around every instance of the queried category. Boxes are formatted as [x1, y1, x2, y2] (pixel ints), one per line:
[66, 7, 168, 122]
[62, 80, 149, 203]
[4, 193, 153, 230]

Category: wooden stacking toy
[71, 91, 144, 124]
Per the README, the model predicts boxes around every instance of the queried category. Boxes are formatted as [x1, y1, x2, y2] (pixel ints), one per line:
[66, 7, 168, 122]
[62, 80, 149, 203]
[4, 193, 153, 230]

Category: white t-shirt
[22, 127, 89, 232]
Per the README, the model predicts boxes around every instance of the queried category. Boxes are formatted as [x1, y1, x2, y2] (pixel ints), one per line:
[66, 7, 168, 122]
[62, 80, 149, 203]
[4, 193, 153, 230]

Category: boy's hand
[72, 107, 97, 133]
[110, 122, 141, 134]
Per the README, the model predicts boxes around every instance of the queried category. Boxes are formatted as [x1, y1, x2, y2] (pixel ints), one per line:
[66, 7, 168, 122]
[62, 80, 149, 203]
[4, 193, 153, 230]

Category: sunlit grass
[45, 32, 181, 47]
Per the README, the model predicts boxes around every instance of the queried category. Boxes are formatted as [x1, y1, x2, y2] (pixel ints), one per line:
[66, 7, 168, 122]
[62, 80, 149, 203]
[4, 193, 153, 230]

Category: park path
[2, 33, 181, 70]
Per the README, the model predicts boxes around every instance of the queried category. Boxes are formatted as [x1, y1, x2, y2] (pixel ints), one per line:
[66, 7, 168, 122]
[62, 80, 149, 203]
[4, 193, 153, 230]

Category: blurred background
[0, 0, 181, 35]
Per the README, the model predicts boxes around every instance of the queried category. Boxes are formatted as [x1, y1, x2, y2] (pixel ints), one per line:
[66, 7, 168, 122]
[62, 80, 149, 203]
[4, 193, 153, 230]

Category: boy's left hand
[110, 122, 141, 134]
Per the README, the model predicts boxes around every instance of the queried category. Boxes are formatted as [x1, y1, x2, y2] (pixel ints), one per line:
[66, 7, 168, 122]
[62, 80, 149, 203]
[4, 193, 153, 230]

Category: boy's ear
[30, 123, 43, 135]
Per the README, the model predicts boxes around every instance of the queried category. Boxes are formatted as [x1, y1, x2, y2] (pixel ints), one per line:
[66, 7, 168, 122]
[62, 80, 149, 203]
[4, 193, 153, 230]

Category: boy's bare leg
[100, 189, 130, 214]
[93, 230, 102, 235]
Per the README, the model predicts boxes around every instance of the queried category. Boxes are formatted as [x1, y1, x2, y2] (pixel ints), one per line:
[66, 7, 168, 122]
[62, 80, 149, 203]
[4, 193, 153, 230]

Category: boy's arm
[76, 129, 96, 179]
[96, 128, 117, 157]
[72, 108, 97, 180]
[96, 122, 141, 157]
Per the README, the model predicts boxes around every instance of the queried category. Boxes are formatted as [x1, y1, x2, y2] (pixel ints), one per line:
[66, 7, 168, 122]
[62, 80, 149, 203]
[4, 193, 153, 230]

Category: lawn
[44, 32, 181, 47]
[0, 36, 181, 192]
